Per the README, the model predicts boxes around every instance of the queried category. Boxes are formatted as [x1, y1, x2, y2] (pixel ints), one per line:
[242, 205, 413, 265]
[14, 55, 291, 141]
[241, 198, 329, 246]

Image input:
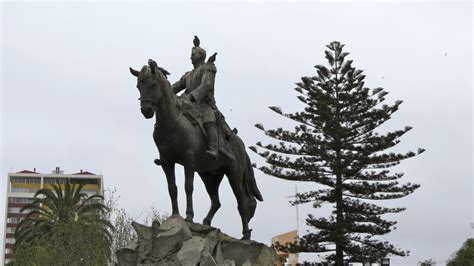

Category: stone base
[116, 215, 276, 266]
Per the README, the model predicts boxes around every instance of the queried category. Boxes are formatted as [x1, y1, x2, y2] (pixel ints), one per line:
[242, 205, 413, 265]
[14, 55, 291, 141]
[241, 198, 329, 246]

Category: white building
[3, 167, 103, 265]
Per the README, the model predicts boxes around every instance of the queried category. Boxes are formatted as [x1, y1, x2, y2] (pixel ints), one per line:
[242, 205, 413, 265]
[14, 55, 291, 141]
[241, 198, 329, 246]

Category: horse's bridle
[139, 97, 156, 105]
[139, 80, 159, 105]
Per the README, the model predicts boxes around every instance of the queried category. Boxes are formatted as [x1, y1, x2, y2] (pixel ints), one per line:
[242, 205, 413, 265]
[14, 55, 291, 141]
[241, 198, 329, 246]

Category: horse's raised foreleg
[200, 172, 224, 226]
[227, 168, 251, 240]
[161, 162, 179, 216]
[184, 165, 195, 222]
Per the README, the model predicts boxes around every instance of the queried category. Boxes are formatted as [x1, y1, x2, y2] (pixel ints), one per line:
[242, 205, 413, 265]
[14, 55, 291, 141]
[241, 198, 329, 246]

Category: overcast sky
[1, 1, 472, 264]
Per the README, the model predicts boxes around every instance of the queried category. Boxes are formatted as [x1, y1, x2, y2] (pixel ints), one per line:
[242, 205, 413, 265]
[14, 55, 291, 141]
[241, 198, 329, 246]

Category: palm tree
[14, 179, 114, 263]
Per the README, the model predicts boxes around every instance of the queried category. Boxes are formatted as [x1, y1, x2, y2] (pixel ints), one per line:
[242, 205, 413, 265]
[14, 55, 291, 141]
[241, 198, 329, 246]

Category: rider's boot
[204, 122, 218, 159]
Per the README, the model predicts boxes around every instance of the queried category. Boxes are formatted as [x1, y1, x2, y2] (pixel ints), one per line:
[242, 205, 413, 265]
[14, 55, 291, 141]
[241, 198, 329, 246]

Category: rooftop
[13, 168, 98, 176]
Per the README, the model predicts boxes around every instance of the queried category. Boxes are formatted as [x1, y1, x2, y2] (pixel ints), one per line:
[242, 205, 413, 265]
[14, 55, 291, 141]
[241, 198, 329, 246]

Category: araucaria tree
[252, 41, 423, 264]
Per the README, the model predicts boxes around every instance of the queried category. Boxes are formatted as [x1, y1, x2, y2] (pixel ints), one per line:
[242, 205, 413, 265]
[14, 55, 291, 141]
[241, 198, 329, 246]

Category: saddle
[180, 98, 236, 161]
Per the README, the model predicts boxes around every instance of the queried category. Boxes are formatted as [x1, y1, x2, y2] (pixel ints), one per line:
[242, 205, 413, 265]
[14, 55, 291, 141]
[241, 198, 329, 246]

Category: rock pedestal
[116, 215, 276, 266]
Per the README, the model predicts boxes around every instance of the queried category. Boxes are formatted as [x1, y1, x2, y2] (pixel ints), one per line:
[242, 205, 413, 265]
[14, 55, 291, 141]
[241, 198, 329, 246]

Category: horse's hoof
[241, 229, 252, 240]
[170, 213, 182, 219]
[203, 219, 211, 226]
[185, 217, 194, 223]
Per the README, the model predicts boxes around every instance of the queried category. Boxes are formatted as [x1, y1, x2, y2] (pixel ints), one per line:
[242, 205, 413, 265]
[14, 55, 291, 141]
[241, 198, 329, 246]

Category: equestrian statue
[129, 36, 262, 239]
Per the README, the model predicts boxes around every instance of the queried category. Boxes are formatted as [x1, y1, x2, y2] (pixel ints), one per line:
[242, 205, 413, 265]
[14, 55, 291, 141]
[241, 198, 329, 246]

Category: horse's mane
[156, 67, 174, 100]
[140, 65, 173, 94]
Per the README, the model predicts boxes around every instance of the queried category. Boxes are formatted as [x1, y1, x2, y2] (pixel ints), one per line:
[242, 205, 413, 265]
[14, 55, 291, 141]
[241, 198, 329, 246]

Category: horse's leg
[200, 172, 224, 226]
[226, 167, 251, 240]
[184, 164, 195, 222]
[161, 162, 179, 216]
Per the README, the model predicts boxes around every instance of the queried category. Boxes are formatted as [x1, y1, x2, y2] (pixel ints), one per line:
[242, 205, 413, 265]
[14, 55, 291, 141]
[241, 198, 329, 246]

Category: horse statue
[129, 60, 263, 239]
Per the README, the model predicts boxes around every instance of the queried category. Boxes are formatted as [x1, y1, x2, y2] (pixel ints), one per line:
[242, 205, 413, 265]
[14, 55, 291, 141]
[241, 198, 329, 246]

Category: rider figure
[172, 36, 218, 159]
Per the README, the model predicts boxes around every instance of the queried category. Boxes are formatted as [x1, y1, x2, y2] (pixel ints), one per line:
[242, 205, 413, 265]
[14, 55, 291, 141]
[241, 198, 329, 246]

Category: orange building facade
[272, 229, 299, 266]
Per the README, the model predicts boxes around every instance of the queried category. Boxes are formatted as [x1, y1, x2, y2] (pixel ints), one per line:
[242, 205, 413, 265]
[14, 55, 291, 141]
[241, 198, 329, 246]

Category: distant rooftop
[72, 170, 96, 175]
[14, 168, 97, 175]
[16, 169, 39, 174]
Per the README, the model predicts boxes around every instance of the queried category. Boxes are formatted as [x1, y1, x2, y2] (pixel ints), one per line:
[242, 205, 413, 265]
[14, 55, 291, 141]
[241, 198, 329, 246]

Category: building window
[6, 227, 15, 234]
[7, 207, 21, 213]
[5, 238, 16, 244]
[70, 178, 98, 185]
[9, 197, 35, 203]
[7, 217, 23, 224]
[82, 190, 99, 195]
[11, 187, 37, 193]
[44, 178, 66, 184]
[5, 248, 11, 254]
[11, 177, 41, 184]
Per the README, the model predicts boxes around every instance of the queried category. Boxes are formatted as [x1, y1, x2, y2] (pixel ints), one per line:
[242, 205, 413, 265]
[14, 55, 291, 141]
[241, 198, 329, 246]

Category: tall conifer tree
[251, 41, 423, 264]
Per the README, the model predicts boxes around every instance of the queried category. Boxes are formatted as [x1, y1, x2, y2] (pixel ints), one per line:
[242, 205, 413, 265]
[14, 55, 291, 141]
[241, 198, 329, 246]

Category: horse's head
[129, 59, 170, 119]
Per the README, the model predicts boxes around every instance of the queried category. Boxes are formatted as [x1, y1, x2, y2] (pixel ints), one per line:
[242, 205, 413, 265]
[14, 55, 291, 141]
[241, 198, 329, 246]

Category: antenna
[286, 184, 301, 265]
[287, 184, 300, 236]
[295, 184, 300, 236]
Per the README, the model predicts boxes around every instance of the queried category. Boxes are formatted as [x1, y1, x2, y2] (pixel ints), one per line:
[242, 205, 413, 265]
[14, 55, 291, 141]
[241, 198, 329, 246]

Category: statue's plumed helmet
[192, 36, 206, 60]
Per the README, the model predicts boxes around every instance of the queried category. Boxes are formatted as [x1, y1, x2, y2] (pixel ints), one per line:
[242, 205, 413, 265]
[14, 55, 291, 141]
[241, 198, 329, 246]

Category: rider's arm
[172, 73, 187, 94]
[190, 64, 216, 102]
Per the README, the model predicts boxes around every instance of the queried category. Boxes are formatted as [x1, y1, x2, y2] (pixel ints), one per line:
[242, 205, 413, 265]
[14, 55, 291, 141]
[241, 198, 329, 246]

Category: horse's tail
[244, 152, 263, 202]
[242, 151, 262, 221]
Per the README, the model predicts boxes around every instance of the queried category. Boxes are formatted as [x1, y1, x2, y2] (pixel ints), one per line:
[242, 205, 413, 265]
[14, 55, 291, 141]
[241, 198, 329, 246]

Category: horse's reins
[140, 97, 182, 151]
[138, 97, 155, 104]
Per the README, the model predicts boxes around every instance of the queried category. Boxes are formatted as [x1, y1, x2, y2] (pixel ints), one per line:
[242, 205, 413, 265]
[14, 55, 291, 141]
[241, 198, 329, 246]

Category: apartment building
[272, 229, 299, 266]
[3, 167, 103, 265]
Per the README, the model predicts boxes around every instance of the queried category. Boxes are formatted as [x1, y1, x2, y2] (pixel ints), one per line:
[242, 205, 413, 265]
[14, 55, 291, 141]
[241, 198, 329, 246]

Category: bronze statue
[129, 37, 263, 239]
[171, 36, 219, 159]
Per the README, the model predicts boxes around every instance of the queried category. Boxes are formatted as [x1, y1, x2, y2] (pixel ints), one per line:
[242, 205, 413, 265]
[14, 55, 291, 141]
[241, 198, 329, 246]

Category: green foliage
[419, 259, 436, 266]
[447, 238, 474, 266]
[253, 41, 422, 263]
[104, 188, 167, 263]
[104, 187, 137, 261]
[13, 180, 113, 265]
[14, 222, 110, 265]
